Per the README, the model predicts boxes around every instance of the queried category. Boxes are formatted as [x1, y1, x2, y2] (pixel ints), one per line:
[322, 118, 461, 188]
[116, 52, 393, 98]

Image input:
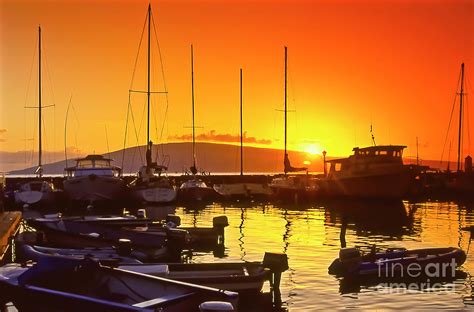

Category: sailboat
[178, 45, 216, 202]
[268, 47, 319, 202]
[213, 69, 272, 199]
[14, 26, 56, 208]
[444, 63, 474, 194]
[128, 4, 177, 204]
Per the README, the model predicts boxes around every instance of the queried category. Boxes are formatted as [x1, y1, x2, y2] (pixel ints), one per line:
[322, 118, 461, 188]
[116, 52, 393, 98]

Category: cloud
[168, 130, 272, 145]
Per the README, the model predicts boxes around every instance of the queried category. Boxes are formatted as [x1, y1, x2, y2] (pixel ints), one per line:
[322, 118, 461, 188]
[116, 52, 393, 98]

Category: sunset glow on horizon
[1, 0, 473, 172]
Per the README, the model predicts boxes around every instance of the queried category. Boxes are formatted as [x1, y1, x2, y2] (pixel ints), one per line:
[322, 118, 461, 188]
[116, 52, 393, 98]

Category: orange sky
[1, 0, 473, 171]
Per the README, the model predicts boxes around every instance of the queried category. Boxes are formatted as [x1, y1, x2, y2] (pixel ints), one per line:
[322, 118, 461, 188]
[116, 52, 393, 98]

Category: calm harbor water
[7, 199, 474, 311]
[144, 200, 474, 311]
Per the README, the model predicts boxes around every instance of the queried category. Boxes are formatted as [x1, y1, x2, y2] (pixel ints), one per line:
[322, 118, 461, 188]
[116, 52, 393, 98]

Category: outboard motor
[213, 216, 229, 228]
[117, 238, 132, 256]
[199, 301, 235, 312]
[136, 209, 147, 219]
[212, 216, 229, 244]
[262, 252, 289, 289]
[328, 247, 361, 276]
[166, 214, 181, 227]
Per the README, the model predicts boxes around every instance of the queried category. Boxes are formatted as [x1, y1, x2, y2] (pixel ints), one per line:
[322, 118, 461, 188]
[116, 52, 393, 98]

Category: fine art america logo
[377, 259, 458, 291]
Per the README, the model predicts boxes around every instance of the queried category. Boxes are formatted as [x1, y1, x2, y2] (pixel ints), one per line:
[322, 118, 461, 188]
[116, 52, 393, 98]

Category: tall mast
[457, 63, 465, 172]
[191, 44, 196, 170]
[284, 46, 288, 174]
[38, 25, 42, 176]
[146, 4, 151, 152]
[240, 68, 243, 176]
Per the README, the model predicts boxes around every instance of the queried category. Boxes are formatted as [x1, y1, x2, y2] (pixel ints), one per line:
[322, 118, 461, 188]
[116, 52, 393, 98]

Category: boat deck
[0, 211, 22, 262]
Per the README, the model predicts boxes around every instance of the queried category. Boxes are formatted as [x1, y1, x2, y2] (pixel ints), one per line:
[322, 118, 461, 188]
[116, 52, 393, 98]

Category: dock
[0, 211, 22, 263]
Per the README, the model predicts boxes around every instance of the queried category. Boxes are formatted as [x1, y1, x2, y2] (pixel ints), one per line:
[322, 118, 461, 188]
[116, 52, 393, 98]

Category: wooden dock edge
[0, 211, 22, 262]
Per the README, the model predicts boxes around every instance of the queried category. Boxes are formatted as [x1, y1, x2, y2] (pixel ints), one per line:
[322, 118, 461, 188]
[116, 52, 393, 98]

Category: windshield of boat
[77, 159, 111, 168]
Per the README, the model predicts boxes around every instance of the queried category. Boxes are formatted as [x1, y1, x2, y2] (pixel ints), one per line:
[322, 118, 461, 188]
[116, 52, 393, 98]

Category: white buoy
[23, 204, 29, 209]
[86, 204, 94, 210]
[199, 301, 235, 312]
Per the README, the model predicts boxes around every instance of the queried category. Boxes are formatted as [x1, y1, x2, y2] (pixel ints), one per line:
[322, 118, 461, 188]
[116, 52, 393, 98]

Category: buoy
[23, 204, 29, 209]
[86, 204, 94, 211]
[199, 301, 235, 312]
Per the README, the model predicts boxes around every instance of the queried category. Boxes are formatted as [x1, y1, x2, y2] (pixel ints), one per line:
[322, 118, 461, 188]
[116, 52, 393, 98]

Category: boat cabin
[327, 145, 407, 175]
[65, 155, 122, 177]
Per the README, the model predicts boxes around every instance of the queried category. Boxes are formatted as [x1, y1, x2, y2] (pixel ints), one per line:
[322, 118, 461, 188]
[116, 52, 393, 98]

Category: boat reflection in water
[323, 199, 418, 242]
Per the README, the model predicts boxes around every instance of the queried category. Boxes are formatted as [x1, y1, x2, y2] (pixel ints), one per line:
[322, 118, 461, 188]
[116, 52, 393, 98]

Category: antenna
[370, 123, 376, 146]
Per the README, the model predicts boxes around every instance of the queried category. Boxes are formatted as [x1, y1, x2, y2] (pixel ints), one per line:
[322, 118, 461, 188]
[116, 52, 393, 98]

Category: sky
[1, 0, 473, 172]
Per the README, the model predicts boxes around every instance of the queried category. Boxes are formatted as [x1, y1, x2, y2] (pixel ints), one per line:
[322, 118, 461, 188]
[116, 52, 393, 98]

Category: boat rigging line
[440, 67, 463, 169]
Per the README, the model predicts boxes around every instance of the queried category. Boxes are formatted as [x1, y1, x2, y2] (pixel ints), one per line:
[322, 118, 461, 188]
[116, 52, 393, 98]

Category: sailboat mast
[191, 45, 196, 169]
[38, 25, 42, 176]
[146, 4, 151, 151]
[457, 63, 465, 172]
[284, 46, 288, 174]
[240, 68, 243, 176]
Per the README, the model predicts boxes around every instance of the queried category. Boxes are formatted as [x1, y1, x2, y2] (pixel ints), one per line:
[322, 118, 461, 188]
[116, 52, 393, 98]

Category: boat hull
[14, 190, 55, 206]
[63, 175, 126, 203]
[318, 171, 413, 198]
[131, 186, 177, 204]
[119, 262, 269, 293]
[213, 183, 272, 199]
[178, 186, 217, 202]
[0, 259, 239, 312]
[328, 247, 467, 277]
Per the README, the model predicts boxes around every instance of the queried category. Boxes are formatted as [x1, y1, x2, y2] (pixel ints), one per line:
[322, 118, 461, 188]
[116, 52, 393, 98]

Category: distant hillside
[8, 142, 325, 175]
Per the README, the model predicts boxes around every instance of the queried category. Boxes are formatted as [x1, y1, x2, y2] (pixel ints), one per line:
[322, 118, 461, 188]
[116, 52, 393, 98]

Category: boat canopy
[64, 154, 122, 176]
[328, 145, 407, 164]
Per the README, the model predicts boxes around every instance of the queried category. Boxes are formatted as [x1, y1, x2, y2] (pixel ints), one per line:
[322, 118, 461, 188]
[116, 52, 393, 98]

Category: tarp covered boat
[18, 245, 289, 293]
[0, 257, 238, 312]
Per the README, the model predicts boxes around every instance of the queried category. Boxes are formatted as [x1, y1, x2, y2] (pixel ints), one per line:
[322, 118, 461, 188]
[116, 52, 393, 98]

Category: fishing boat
[317, 145, 416, 198]
[23, 218, 189, 261]
[0, 257, 239, 311]
[17, 246, 288, 293]
[63, 154, 127, 207]
[129, 215, 229, 247]
[268, 47, 319, 202]
[14, 26, 56, 208]
[213, 69, 272, 200]
[178, 45, 217, 203]
[19, 244, 147, 265]
[127, 6, 177, 205]
[328, 247, 466, 277]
